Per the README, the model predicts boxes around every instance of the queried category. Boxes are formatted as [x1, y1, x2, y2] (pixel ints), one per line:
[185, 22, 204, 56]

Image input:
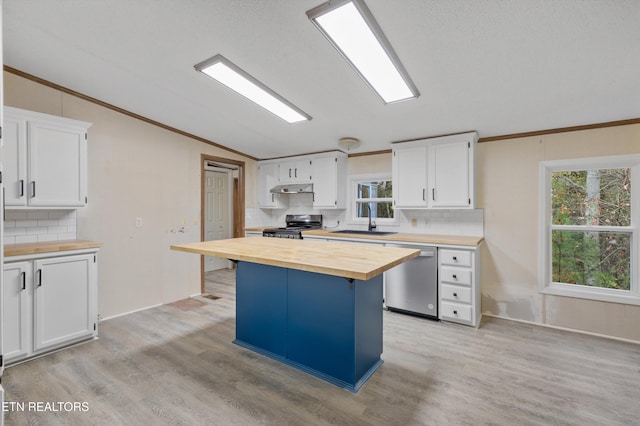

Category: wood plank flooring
[3, 268, 640, 425]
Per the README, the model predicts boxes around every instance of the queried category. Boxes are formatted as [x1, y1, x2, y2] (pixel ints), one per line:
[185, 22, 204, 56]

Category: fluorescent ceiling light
[194, 55, 311, 123]
[307, 0, 419, 104]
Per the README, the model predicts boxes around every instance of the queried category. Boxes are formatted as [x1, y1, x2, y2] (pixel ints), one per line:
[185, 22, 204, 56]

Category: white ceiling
[4, 1, 640, 159]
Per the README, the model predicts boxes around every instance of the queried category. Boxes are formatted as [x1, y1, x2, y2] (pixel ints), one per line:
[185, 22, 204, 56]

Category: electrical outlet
[135, 217, 143, 228]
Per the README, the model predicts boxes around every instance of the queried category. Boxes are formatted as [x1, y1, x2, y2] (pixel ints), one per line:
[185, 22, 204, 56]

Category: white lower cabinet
[438, 248, 481, 326]
[2, 262, 30, 361]
[2, 251, 98, 365]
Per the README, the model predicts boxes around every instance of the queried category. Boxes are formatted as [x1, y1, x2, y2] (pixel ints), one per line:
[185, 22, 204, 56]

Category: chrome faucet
[366, 203, 377, 231]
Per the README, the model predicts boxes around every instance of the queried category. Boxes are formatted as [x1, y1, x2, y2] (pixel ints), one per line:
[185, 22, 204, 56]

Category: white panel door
[33, 254, 96, 352]
[204, 171, 231, 271]
[2, 262, 30, 363]
[28, 120, 87, 207]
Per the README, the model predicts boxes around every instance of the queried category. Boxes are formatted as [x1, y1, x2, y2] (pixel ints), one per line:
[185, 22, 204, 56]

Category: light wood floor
[4, 268, 640, 425]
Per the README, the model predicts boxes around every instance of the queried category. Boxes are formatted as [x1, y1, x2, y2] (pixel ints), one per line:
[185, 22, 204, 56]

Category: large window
[540, 155, 640, 304]
[350, 174, 394, 223]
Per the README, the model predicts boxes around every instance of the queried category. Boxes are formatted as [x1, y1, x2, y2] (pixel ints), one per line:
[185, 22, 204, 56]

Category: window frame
[539, 154, 640, 305]
[348, 173, 396, 226]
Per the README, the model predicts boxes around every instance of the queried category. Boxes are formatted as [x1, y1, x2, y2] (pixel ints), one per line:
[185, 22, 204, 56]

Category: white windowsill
[541, 284, 640, 306]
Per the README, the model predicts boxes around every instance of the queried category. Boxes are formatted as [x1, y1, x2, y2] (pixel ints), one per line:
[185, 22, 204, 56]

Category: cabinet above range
[392, 131, 478, 209]
[258, 151, 347, 209]
[3, 106, 92, 209]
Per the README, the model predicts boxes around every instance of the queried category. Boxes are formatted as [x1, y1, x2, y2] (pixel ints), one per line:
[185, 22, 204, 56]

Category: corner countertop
[171, 237, 419, 281]
[245, 227, 483, 247]
[4, 240, 104, 257]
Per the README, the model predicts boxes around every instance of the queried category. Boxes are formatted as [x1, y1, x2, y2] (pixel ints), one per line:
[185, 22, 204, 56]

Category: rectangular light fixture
[307, 0, 419, 104]
[194, 54, 311, 123]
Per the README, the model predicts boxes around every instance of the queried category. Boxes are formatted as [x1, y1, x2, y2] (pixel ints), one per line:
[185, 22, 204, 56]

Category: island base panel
[235, 262, 287, 357]
[233, 261, 384, 392]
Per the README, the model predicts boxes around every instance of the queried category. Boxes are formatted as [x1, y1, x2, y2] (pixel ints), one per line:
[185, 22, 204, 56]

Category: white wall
[4, 72, 257, 319]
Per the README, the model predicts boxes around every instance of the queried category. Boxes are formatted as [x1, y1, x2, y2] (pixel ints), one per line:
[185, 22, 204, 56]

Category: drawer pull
[453, 310, 458, 315]
[452, 274, 457, 279]
[452, 256, 458, 261]
[453, 292, 458, 297]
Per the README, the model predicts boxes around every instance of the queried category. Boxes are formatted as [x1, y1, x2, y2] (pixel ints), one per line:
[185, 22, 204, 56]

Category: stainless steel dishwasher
[384, 245, 438, 319]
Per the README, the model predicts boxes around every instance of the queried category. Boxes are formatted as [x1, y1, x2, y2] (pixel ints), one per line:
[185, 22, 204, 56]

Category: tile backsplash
[246, 192, 484, 237]
[4, 210, 78, 244]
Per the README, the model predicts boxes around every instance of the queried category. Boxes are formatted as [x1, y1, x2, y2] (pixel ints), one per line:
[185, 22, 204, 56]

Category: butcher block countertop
[302, 230, 484, 246]
[4, 240, 103, 257]
[171, 237, 420, 281]
[245, 227, 483, 247]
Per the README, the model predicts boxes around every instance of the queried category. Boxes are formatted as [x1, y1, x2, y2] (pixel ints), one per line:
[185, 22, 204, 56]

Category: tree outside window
[540, 155, 640, 304]
[551, 168, 631, 290]
[354, 179, 394, 220]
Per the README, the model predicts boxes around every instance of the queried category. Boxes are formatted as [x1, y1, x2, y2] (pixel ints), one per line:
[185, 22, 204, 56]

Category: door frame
[200, 154, 245, 293]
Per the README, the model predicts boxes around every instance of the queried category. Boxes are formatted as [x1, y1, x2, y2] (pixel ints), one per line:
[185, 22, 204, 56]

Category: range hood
[270, 183, 314, 194]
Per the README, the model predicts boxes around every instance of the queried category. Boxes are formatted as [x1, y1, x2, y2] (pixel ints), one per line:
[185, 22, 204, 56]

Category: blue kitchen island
[171, 237, 419, 392]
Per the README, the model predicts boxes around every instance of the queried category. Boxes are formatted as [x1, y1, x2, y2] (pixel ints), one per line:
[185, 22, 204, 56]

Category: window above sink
[349, 173, 396, 227]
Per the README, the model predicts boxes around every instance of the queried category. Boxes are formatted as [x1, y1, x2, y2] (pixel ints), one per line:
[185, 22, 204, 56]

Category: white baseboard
[100, 303, 163, 322]
[482, 312, 640, 345]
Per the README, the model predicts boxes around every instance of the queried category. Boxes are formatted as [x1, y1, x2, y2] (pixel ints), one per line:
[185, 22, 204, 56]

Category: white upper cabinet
[257, 151, 347, 210]
[3, 107, 92, 208]
[257, 162, 285, 209]
[393, 132, 477, 209]
[392, 144, 428, 208]
[279, 158, 312, 184]
[3, 113, 27, 206]
[428, 134, 475, 208]
[311, 154, 347, 209]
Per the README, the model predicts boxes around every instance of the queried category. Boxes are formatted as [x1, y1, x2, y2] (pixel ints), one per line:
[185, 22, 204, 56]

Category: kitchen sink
[331, 230, 397, 236]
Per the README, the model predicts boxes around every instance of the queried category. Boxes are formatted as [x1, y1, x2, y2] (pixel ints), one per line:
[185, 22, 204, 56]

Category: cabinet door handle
[289, 168, 292, 178]
[19, 179, 24, 197]
[422, 188, 425, 201]
[432, 188, 435, 201]
[21, 271, 26, 290]
[31, 181, 36, 198]
[294, 168, 298, 178]
[37, 269, 42, 287]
